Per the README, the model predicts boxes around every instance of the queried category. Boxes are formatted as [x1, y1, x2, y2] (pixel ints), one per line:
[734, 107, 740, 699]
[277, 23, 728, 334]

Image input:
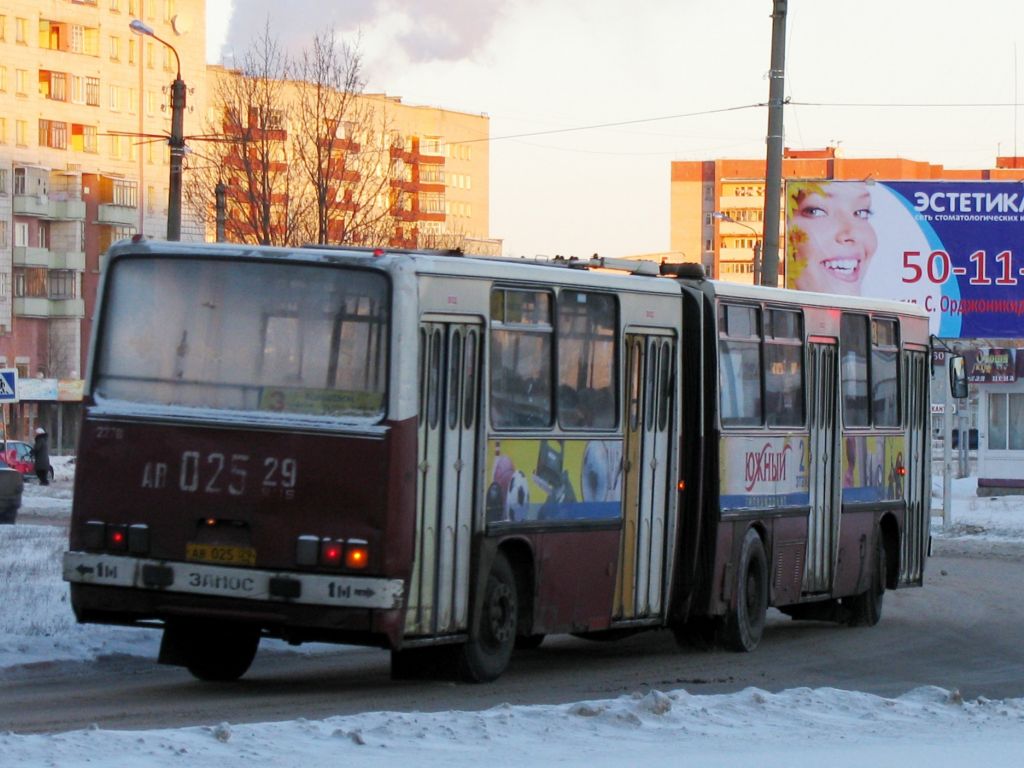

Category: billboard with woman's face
[785, 179, 1024, 339]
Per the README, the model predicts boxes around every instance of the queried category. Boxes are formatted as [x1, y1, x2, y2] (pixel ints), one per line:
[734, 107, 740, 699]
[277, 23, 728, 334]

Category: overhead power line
[450, 103, 767, 146]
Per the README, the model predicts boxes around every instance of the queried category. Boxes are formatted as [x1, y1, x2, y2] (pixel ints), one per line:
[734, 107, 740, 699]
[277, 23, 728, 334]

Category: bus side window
[840, 313, 870, 427]
[718, 304, 762, 427]
[765, 308, 805, 427]
[871, 318, 899, 427]
[490, 289, 553, 429]
[557, 290, 617, 430]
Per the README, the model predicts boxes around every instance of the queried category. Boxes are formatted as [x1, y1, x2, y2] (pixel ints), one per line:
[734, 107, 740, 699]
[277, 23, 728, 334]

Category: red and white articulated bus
[63, 240, 947, 682]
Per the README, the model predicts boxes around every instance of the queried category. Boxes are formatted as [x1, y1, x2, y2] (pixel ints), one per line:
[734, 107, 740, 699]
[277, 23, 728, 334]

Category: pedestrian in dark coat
[32, 428, 50, 486]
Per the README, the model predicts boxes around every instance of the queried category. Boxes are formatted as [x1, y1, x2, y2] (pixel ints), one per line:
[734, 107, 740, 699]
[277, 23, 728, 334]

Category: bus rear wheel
[457, 551, 517, 682]
[845, 533, 886, 627]
[160, 619, 260, 682]
[722, 529, 768, 652]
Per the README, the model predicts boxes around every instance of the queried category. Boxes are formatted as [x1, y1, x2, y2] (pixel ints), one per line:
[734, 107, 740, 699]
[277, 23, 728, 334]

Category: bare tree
[293, 33, 404, 246]
[189, 22, 306, 246]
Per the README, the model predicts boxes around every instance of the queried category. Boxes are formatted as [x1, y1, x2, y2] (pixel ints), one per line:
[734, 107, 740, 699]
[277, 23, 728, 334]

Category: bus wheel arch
[722, 526, 769, 653]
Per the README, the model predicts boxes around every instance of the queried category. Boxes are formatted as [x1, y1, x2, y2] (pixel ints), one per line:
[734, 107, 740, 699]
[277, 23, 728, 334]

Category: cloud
[222, 0, 514, 66]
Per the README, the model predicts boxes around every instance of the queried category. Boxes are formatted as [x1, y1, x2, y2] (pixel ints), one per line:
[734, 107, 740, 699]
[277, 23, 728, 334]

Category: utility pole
[215, 182, 227, 242]
[760, 0, 787, 286]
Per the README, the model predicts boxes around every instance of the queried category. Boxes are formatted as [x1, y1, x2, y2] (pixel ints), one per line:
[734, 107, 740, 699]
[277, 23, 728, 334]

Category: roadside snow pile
[1, 686, 1023, 767]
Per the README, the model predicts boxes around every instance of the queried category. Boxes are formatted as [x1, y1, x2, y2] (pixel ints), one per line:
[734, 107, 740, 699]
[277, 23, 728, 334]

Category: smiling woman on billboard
[786, 180, 877, 295]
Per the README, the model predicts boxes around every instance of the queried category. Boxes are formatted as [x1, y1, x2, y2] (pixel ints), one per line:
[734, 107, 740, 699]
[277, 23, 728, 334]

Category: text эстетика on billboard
[784, 179, 1024, 339]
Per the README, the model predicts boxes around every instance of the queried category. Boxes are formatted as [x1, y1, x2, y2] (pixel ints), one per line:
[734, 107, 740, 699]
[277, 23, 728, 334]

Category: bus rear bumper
[64, 551, 404, 610]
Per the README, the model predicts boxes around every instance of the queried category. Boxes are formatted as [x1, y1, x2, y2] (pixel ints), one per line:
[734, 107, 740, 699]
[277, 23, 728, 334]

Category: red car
[3, 440, 54, 482]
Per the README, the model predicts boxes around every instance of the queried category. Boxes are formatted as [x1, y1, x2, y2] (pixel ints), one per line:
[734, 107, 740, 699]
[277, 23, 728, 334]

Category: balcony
[49, 249, 86, 270]
[49, 198, 86, 220]
[13, 246, 50, 268]
[97, 204, 138, 227]
[13, 194, 50, 217]
[13, 298, 85, 319]
[717, 195, 765, 210]
[12, 195, 85, 220]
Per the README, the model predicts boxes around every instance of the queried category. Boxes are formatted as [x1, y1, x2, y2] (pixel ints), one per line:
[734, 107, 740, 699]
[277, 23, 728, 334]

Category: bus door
[900, 349, 929, 585]
[615, 332, 675, 619]
[803, 340, 840, 594]
[407, 320, 481, 635]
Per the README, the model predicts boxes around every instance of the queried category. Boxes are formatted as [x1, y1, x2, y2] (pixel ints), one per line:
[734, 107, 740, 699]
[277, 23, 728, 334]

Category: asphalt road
[2, 539, 1022, 735]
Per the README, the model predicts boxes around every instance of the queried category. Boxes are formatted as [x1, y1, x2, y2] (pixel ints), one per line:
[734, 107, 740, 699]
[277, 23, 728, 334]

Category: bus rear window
[94, 258, 389, 420]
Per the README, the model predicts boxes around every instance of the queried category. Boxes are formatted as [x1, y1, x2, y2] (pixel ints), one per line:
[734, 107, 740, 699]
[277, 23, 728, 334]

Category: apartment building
[670, 147, 1024, 285]
[0, 0, 206, 444]
[202, 67, 492, 252]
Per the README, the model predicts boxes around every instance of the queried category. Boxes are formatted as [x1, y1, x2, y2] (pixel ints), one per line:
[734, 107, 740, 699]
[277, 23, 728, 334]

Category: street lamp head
[129, 19, 155, 36]
[711, 211, 734, 223]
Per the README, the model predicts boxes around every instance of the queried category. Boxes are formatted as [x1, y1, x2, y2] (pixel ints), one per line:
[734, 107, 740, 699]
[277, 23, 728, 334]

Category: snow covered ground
[2, 464, 1024, 766]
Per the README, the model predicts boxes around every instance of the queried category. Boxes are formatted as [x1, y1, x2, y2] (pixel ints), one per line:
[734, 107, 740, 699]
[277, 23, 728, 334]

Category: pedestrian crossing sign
[0, 369, 18, 402]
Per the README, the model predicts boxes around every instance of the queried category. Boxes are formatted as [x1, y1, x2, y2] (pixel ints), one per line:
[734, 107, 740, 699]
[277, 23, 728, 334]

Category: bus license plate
[186, 543, 257, 566]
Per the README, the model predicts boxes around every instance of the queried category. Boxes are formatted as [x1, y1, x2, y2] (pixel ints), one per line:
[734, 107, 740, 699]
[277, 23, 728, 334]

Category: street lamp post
[129, 19, 185, 241]
[712, 211, 762, 285]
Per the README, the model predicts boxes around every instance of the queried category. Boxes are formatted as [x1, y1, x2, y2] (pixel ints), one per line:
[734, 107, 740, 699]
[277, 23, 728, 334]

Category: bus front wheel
[722, 529, 768, 653]
[457, 551, 517, 682]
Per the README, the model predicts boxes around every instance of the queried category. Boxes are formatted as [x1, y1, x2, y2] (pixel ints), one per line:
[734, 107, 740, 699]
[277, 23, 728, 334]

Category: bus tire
[161, 619, 260, 682]
[722, 529, 768, 653]
[457, 551, 517, 683]
[846, 533, 886, 627]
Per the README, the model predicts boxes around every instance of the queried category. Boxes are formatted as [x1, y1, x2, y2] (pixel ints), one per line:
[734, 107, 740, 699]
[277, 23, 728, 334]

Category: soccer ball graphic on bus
[506, 470, 530, 521]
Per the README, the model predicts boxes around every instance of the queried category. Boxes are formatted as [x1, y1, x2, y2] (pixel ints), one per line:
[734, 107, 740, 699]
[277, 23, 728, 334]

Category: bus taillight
[345, 540, 369, 570]
[296, 535, 370, 571]
[320, 539, 344, 567]
[107, 524, 128, 551]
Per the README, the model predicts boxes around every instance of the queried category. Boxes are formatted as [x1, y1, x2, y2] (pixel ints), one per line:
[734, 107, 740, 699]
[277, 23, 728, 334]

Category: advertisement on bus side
[719, 436, 810, 510]
[785, 179, 1024, 339]
[485, 438, 622, 523]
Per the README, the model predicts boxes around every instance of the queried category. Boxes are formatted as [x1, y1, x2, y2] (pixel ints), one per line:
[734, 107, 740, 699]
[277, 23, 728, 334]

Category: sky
[203, 1, 1024, 259]
[3, 468, 1024, 765]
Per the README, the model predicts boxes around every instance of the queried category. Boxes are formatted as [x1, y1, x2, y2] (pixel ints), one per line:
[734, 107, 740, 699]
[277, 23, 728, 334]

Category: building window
[420, 192, 445, 215]
[421, 136, 445, 156]
[86, 77, 100, 106]
[14, 223, 27, 248]
[0, 222, 7, 248]
[988, 393, 1024, 450]
[109, 85, 121, 111]
[113, 179, 138, 207]
[39, 119, 68, 149]
[0, 169, 7, 193]
[0, 66, 6, 92]
[15, 120, 28, 147]
[109, 35, 121, 61]
[13, 271, 25, 298]
[128, 38, 136, 64]
[0, 15, 6, 42]
[71, 25, 84, 53]
[0, 119, 6, 145]
[15, 69, 28, 96]
[49, 271, 77, 299]
[15, 17, 26, 44]
[39, 70, 68, 101]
